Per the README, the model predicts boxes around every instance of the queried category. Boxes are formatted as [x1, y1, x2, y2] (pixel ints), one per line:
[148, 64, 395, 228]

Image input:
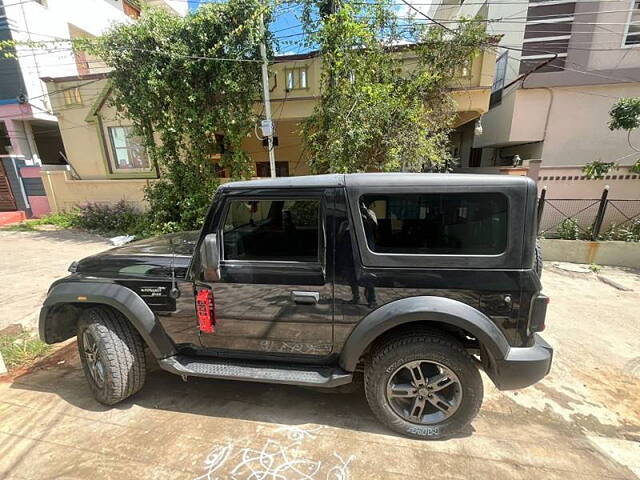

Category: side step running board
[158, 355, 353, 388]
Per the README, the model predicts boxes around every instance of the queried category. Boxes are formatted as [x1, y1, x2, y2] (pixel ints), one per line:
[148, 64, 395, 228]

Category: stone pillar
[527, 159, 542, 182]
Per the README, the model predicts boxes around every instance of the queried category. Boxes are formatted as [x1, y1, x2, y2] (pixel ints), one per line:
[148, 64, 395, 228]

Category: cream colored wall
[48, 78, 113, 179]
[473, 88, 517, 148]
[586, 0, 640, 71]
[537, 165, 640, 200]
[537, 84, 640, 167]
[43, 50, 494, 209]
[240, 120, 311, 176]
[41, 169, 148, 212]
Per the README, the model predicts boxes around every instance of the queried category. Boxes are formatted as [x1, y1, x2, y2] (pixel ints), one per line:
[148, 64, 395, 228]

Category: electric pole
[258, 12, 277, 178]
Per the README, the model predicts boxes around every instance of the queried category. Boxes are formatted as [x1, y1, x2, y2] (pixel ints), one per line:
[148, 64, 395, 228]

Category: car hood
[74, 231, 199, 279]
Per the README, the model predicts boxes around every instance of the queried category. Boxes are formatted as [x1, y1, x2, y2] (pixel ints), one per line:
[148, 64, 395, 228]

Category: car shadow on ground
[8, 343, 474, 441]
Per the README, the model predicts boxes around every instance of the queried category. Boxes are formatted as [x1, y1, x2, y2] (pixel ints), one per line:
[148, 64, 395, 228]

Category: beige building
[432, 0, 640, 199]
[41, 48, 497, 211]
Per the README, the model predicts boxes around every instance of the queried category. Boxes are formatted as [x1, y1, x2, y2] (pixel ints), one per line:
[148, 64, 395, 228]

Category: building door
[0, 162, 17, 211]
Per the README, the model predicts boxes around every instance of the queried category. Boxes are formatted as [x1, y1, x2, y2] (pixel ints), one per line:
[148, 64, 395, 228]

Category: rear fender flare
[40, 281, 177, 359]
[339, 296, 510, 371]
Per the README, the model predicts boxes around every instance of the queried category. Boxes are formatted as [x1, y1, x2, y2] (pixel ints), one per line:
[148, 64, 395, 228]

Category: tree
[87, 1, 271, 231]
[298, 1, 488, 173]
[608, 97, 640, 174]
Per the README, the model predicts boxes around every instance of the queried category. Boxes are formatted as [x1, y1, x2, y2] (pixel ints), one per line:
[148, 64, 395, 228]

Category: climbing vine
[297, 1, 488, 173]
[86, 1, 272, 231]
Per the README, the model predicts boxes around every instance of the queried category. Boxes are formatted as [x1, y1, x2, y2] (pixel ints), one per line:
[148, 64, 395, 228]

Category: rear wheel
[77, 307, 146, 405]
[364, 333, 483, 439]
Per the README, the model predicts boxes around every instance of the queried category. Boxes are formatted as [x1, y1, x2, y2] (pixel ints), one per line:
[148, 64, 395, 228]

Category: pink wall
[537, 166, 640, 200]
[19, 166, 51, 218]
[27, 196, 50, 218]
[20, 166, 43, 178]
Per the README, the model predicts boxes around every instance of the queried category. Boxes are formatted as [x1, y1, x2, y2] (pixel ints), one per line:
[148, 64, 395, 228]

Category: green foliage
[599, 219, 640, 242]
[588, 263, 602, 273]
[32, 211, 79, 229]
[556, 218, 581, 240]
[6, 202, 152, 237]
[0, 331, 52, 370]
[608, 97, 640, 131]
[84, 1, 270, 231]
[298, 2, 488, 173]
[70, 201, 148, 236]
[631, 159, 640, 174]
[582, 160, 617, 180]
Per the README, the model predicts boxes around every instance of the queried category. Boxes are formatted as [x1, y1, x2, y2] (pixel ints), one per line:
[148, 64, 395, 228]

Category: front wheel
[77, 307, 147, 405]
[364, 333, 483, 439]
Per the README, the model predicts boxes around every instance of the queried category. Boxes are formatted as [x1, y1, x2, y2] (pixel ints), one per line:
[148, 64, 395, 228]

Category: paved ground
[0, 229, 109, 331]
[0, 230, 639, 479]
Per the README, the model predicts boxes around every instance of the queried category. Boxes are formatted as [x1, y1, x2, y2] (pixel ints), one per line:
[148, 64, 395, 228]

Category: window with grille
[63, 87, 82, 106]
[490, 52, 507, 109]
[285, 67, 309, 90]
[625, 0, 640, 46]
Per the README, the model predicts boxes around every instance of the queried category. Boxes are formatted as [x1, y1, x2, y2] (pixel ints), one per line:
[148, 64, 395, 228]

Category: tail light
[529, 294, 549, 333]
[196, 288, 216, 333]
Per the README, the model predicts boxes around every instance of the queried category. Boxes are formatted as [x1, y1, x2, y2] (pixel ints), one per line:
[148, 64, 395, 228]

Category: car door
[197, 188, 335, 361]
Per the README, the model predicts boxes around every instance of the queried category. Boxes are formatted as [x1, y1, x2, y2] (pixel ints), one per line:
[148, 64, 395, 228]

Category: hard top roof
[219, 172, 533, 190]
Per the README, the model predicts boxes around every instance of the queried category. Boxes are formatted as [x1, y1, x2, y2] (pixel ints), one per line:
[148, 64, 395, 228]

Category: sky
[186, 0, 305, 54]
[186, 0, 434, 55]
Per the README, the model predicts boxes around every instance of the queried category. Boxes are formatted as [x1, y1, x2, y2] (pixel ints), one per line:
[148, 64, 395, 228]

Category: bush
[600, 219, 640, 242]
[71, 201, 146, 235]
[556, 218, 581, 240]
[32, 210, 79, 229]
[32, 201, 153, 237]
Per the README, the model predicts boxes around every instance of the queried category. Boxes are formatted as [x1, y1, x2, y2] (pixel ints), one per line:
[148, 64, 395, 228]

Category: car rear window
[359, 193, 508, 255]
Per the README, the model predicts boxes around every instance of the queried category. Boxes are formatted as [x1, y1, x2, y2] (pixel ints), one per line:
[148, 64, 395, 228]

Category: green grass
[3, 222, 36, 231]
[0, 331, 52, 370]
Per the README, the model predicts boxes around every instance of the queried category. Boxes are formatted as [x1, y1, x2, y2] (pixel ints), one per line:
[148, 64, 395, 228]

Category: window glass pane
[360, 193, 508, 255]
[223, 199, 320, 261]
[300, 69, 307, 88]
[287, 71, 294, 89]
[111, 127, 128, 149]
[108, 127, 150, 170]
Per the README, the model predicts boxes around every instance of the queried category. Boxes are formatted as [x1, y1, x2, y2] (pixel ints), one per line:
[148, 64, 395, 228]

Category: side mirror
[199, 233, 221, 282]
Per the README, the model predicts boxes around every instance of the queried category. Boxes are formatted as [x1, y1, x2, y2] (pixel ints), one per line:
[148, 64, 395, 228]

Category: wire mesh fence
[537, 189, 640, 240]
[538, 198, 601, 239]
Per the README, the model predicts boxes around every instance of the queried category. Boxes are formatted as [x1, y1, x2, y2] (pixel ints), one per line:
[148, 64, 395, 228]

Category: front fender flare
[40, 281, 177, 359]
[339, 296, 510, 372]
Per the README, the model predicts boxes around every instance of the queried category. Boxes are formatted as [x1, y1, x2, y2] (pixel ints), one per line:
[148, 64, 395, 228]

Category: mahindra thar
[40, 173, 552, 439]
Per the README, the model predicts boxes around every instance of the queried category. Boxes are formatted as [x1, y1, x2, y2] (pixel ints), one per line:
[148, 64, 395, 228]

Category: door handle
[291, 291, 319, 305]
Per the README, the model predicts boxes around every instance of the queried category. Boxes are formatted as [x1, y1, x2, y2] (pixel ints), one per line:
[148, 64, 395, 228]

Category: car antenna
[169, 239, 181, 300]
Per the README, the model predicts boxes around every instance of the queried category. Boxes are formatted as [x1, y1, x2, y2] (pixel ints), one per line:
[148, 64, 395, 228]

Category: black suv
[40, 173, 552, 439]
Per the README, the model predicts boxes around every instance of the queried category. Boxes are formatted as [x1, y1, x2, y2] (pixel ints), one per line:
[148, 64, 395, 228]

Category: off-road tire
[534, 241, 543, 278]
[364, 333, 483, 440]
[77, 306, 146, 405]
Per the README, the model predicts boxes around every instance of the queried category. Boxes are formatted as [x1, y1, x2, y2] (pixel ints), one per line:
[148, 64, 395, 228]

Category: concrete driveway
[0, 230, 639, 479]
[0, 229, 109, 331]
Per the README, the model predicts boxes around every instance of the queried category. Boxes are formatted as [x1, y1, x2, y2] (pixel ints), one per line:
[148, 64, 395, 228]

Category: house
[430, 0, 640, 200]
[40, 47, 498, 212]
[0, 0, 186, 221]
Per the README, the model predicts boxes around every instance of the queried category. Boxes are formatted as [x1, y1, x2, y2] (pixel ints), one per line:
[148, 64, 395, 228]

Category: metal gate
[0, 161, 17, 211]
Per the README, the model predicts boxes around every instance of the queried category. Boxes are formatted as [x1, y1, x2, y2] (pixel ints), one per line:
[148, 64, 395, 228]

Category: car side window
[360, 193, 508, 255]
[222, 199, 320, 262]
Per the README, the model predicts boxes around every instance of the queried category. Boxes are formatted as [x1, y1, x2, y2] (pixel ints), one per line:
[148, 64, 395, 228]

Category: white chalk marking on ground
[195, 427, 355, 480]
